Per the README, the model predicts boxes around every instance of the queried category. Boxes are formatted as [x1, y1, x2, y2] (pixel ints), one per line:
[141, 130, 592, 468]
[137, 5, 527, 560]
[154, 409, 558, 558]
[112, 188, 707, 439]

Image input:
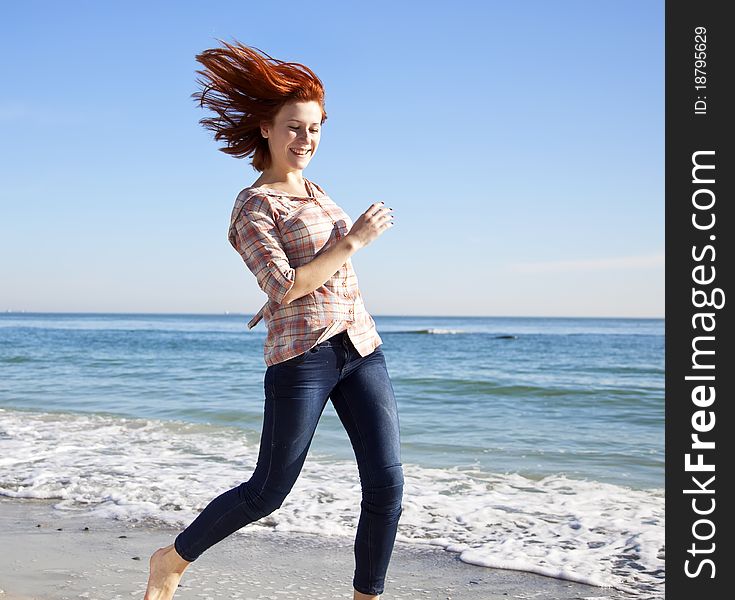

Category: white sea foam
[421, 328, 463, 334]
[0, 408, 664, 597]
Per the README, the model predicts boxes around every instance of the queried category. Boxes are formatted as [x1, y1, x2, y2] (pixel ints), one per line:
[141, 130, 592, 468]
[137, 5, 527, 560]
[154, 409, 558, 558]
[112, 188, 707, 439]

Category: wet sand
[0, 497, 630, 599]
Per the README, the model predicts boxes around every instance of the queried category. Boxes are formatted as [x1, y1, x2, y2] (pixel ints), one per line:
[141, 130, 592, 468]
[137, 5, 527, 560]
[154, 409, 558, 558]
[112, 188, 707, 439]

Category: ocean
[0, 313, 664, 597]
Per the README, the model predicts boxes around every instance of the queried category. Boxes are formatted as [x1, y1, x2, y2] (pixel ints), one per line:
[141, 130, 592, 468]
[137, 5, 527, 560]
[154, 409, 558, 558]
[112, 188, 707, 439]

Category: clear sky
[0, 0, 663, 318]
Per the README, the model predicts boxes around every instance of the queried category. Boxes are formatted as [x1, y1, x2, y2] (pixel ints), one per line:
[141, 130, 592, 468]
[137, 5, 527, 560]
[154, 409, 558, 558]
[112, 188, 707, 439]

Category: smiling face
[260, 100, 323, 174]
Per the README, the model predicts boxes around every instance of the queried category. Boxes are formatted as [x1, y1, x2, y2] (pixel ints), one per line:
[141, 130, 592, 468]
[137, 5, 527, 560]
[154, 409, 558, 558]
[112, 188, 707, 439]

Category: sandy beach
[0, 497, 633, 600]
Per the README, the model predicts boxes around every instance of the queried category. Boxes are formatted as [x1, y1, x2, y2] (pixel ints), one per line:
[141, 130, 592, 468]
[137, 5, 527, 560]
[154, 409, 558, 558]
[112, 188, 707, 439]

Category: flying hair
[192, 39, 328, 172]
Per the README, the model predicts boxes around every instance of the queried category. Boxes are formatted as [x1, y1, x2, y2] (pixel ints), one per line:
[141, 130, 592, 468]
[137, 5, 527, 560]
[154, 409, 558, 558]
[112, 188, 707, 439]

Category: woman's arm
[282, 200, 394, 305]
[282, 236, 360, 304]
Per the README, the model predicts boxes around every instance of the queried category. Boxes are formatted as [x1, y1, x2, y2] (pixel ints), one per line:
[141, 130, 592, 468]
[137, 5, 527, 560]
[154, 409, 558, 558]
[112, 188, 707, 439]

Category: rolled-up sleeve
[228, 194, 296, 305]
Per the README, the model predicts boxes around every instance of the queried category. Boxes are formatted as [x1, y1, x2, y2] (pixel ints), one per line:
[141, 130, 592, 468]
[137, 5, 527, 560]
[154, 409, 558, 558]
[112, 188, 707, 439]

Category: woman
[144, 40, 403, 600]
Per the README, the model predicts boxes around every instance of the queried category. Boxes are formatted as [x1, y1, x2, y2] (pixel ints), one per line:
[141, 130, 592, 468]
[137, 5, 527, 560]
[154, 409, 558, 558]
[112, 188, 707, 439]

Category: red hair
[192, 39, 328, 172]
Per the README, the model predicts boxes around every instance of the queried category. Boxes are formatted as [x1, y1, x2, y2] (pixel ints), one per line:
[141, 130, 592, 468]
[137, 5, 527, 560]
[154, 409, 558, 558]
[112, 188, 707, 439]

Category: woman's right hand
[346, 202, 394, 250]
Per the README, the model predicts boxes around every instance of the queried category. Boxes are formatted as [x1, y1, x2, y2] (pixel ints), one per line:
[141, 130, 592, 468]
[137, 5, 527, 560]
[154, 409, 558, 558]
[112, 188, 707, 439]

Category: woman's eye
[288, 126, 320, 133]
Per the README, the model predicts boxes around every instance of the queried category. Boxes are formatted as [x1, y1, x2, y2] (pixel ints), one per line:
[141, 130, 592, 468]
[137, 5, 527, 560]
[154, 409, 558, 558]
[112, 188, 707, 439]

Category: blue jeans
[174, 331, 404, 596]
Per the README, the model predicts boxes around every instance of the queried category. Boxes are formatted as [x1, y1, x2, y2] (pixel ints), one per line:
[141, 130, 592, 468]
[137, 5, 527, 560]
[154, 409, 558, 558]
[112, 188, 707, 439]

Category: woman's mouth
[290, 148, 311, 156]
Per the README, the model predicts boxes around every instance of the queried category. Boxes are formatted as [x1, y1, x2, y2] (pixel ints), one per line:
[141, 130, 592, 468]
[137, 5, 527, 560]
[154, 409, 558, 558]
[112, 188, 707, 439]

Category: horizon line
[1, 310, 664, 320]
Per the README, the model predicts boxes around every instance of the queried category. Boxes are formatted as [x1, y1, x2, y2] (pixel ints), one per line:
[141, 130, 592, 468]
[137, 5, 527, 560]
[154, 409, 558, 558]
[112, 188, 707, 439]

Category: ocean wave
[0, 408, 663, 598]
[391, 329, 519, 338]
[0, 356, 35, 364]
[392, 328, 466, 335]
[394, 376, 660, 402]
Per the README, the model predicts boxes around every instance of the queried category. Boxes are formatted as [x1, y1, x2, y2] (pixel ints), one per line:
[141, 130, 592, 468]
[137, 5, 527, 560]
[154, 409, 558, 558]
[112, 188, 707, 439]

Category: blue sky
[0, 0, 663, 317]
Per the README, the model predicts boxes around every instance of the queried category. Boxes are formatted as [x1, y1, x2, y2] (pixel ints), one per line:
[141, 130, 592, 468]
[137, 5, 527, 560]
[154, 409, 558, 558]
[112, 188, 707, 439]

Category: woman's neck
[251, 171, 307, 195]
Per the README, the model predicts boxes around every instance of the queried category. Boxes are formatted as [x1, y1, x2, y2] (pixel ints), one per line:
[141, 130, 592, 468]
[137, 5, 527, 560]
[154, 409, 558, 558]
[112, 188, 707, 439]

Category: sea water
[0, 313, 664, 597]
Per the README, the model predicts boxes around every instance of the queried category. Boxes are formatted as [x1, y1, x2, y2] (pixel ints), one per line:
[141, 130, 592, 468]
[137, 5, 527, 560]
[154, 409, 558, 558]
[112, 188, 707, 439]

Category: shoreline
[0, 496, 632, 600]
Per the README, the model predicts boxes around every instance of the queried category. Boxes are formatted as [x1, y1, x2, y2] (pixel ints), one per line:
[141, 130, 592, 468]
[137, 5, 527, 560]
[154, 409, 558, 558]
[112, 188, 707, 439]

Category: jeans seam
[261, 377, 278, 495]
[335, 383, 375, 591]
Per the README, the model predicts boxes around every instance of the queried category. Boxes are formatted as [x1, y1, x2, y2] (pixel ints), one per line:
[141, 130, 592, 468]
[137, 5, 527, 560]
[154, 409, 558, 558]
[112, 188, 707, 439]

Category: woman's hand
[281, 202, 394, 304]
[346, 202, 394, 250]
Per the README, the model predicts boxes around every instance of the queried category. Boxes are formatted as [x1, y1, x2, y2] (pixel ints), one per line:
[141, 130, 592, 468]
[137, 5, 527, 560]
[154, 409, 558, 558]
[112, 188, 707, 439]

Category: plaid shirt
[228, 178, 383, 366]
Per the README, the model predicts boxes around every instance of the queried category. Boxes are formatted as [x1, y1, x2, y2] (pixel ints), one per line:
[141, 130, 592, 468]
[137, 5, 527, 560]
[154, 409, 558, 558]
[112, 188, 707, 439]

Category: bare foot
[143, 543, 191, 600]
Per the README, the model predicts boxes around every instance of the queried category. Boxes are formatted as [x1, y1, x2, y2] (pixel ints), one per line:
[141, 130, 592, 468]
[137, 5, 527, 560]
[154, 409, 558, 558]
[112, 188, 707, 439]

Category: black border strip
[665, 1, 733, 598]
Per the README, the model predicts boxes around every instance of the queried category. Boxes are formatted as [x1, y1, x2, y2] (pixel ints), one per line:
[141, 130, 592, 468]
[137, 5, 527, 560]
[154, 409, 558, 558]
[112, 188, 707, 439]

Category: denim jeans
[174, 331, 404, 596]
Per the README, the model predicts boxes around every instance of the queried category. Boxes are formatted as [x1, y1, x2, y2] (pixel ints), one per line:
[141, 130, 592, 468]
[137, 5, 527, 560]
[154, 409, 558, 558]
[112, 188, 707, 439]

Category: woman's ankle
[162, 544, 191, 573]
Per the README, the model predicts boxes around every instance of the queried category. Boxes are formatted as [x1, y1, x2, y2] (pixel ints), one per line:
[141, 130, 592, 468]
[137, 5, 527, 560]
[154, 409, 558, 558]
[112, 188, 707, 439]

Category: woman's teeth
[290, 148, 310, 156]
